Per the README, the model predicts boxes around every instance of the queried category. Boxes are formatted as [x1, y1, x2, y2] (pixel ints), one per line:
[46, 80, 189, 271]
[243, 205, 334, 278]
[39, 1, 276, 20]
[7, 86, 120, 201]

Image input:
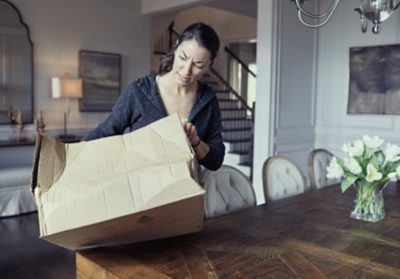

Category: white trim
[252, 0, 278, 205]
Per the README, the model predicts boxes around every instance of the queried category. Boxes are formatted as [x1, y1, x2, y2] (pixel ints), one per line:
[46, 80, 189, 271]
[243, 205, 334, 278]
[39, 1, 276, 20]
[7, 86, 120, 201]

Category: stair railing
[224, 46, 256, 78]
[209, 69, 253, 113]
[220, 46, 256, 178]
[154, 22, 178, 55]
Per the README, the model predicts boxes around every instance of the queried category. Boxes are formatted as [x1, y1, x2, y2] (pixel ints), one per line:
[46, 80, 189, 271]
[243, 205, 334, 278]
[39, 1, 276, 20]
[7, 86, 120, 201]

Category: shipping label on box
[31, 113, 205, 250]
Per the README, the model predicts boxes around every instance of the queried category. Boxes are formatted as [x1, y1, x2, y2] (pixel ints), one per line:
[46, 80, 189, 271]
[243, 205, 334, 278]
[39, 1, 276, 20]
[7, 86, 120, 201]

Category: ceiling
[205, 0, 257, 18]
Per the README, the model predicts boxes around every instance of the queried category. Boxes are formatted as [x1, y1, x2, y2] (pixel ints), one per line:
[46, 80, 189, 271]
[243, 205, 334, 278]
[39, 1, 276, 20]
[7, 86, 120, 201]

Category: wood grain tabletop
[77, 183, 400, 278]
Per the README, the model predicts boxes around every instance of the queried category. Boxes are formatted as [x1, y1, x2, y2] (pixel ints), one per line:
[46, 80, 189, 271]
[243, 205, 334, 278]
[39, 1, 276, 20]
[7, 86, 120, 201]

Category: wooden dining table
[76, 183, 400, 278]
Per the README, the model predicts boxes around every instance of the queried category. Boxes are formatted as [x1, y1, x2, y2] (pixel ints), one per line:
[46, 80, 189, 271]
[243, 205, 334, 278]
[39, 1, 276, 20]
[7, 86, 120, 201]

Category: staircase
[199, 72, 253, 177]
[153, 23, 254, 178]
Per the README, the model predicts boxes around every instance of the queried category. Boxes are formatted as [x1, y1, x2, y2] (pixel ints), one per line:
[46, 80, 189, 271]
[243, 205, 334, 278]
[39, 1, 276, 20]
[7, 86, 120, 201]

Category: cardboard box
[31, 114, 204, 250]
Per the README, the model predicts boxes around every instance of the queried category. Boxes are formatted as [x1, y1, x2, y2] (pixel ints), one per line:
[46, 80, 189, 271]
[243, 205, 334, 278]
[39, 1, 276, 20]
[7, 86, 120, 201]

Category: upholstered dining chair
[200, 165, 256, 219]
[0, 167, 37, 217]
[262, 156, 306, 201]
[308, 148, 339, 190]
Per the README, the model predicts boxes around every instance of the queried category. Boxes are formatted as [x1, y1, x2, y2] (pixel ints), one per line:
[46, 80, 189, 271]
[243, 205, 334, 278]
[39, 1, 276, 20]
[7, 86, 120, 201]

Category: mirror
[0, 0, 33, 124]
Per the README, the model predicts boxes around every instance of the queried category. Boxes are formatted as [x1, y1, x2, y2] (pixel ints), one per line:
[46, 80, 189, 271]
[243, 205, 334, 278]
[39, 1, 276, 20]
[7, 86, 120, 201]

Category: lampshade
[52, 76, 83, 99]
[51, 74, 83, 140]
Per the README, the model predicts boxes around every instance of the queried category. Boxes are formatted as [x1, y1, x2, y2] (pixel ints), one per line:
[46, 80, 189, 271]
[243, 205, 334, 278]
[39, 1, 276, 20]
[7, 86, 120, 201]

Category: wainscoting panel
[275, 127, 315, 185]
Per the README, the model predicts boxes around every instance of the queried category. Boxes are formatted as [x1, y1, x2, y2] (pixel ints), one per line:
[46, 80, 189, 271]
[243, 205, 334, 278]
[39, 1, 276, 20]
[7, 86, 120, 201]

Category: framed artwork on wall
[348, 43, 400, 115]
[79, 50, 121, 111]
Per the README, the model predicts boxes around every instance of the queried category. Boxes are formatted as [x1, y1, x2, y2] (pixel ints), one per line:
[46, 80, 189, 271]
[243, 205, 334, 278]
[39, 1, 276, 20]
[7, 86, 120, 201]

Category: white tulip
[396, 165, 400, 177]
[326, 157, 344, 179]
[366, 163, 382, 182]
[362, 135, 384, 149]
[342, 140, 364, 157]
[384, 143, 400, 162]
[342, 143, 351, 156]
[344, 157, 362, 175]
[352, 140, 365, 156]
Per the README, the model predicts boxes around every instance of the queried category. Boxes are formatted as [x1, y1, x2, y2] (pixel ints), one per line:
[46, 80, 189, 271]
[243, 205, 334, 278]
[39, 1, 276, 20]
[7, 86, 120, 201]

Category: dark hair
[158, 22, 220, 75]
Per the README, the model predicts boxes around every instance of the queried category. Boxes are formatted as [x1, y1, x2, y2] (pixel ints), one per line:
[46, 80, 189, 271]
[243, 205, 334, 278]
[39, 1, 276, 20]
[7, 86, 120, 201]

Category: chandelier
[292, 0, 400, 34]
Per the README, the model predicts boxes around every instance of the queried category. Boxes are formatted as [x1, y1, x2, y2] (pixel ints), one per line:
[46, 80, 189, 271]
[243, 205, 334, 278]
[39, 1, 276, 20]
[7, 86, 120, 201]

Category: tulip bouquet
[326, 135, 400, 222]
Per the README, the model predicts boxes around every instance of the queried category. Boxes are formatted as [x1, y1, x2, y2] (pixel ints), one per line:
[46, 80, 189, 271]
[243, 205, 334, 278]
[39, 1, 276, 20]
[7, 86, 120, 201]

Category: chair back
[201, 165, 256, 218]
[308, 148, 339, 189]
[262, 156, 306, 201]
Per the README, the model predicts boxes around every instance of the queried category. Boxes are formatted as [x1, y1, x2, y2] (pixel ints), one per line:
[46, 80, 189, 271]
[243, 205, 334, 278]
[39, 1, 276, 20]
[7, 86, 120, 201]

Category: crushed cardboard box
[31, 113, 205, 250]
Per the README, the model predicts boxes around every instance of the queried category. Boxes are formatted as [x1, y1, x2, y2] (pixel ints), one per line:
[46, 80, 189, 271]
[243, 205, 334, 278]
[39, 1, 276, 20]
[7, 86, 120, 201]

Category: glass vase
[350, 182, 387, 223]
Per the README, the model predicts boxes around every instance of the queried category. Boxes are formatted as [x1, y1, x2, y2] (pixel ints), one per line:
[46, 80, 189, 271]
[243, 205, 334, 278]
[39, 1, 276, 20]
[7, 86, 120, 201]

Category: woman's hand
[184, 122, 201, 147]
[184, 122, 210, 160]
[184, 122, 209, 159]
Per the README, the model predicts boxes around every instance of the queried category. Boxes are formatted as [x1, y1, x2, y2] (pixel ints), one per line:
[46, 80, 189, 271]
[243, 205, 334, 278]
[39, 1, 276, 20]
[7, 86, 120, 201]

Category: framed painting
[348, 43, 400, 115]
[79, 50, 121, 111]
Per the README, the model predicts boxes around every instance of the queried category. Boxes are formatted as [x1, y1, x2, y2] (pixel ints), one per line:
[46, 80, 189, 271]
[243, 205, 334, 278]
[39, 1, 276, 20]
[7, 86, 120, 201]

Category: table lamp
[51, 74, 82, 140]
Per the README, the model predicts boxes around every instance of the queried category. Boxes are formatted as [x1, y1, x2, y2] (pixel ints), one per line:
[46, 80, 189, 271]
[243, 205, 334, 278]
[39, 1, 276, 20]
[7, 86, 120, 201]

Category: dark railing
[154, 22, 178, 55]
[168, 21, 177, 50]
[210, 69, 253, 113]
[224, 46, 256, 78]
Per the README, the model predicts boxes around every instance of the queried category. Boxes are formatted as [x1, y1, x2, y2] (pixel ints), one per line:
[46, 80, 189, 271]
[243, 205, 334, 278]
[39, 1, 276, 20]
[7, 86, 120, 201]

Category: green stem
[351, 182, 386, 222]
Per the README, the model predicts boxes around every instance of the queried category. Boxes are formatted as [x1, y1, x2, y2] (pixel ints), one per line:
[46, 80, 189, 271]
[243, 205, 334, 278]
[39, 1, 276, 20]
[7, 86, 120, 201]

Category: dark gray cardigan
[84, 74, 225, 170]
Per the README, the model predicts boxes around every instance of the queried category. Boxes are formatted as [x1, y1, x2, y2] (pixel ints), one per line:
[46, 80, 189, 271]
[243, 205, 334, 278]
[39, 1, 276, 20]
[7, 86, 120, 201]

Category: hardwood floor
[0, 212, 75, 279]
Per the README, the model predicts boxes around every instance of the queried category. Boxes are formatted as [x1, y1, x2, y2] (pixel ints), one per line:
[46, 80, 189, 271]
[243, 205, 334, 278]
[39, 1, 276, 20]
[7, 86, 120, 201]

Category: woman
[84, 22, 225, 170]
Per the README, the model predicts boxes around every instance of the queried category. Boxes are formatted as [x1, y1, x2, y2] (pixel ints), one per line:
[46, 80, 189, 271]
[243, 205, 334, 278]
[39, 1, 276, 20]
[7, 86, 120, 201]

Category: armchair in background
[308, 148, 339, 190]
[200, 165, 256, 219]
[262, 155, 306, 201]
[0, 167, 36, 217]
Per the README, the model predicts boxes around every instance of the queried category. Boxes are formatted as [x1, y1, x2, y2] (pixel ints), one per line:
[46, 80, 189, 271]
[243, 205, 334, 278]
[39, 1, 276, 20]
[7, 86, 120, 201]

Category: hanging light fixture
[292, 0, 400, 34]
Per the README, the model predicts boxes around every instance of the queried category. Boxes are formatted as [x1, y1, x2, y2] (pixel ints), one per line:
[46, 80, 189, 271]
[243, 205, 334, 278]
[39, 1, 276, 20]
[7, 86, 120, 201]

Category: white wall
[252, 0, 275, 204]
[0, 0, 150, 139]
[315, 0, 400, 155]
[252, 0, 317, 204]
[273, 0, 316, 181]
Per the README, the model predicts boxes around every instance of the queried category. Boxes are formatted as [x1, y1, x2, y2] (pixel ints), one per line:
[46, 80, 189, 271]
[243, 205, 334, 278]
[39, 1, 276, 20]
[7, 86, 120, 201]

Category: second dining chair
[262, 156, 306, 201]
[200, 165, 256, 219]
[308, 148, 339, 189]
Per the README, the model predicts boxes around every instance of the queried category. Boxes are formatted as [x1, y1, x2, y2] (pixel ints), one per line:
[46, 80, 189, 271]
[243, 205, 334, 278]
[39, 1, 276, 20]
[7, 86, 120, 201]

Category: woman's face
[172, 38, 211, 86]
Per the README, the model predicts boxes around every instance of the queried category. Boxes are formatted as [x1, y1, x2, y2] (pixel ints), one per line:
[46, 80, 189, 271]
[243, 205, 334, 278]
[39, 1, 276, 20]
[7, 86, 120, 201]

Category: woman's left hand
[184, 122, 200, 147]
[184, 122, 209, 160]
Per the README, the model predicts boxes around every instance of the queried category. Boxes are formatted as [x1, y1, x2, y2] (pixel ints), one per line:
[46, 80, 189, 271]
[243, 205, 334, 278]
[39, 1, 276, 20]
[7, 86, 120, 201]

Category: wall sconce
[291, 0, 400, 34]
[51, 73, 82, 140]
